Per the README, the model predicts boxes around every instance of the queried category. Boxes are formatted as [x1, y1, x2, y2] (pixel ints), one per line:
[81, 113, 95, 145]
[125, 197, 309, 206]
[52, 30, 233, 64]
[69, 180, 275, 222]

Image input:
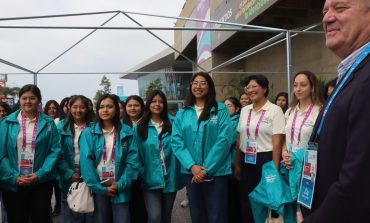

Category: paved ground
[52, 188, 191, 223]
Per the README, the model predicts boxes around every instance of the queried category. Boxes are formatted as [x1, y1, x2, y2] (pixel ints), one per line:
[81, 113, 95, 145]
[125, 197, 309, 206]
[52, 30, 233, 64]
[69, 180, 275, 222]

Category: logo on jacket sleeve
[210, 115, 218, 124]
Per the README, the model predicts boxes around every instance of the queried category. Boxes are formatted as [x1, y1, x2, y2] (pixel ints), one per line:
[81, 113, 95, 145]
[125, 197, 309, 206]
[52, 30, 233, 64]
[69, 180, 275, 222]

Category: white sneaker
[180, 199, 189, 207]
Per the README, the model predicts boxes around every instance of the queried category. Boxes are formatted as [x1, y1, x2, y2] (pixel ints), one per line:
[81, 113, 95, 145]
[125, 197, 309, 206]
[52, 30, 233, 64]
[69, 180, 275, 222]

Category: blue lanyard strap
[316, 43, 370, 138]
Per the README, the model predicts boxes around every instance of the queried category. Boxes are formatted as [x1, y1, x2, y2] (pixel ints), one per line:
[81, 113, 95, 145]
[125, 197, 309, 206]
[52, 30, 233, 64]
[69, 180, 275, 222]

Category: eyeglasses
[191, 81, 208, 87]
[244, 84, 259, 92]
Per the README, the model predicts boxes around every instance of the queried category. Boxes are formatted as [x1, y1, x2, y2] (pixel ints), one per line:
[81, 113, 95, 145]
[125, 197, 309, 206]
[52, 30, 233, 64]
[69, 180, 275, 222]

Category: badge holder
[101, 161, 115, 186]
[297, 142, 318, 209]
[245, 140, 258, 164]
[19, 150, 34, 175]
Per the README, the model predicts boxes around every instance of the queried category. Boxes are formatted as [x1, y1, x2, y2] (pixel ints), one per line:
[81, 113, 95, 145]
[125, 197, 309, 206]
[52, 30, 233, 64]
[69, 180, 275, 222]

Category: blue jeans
[185, 175, 229, 223]
[143, 189, 176, 223]
[61, 192, 94, 223]
[94, 194, 130, 223]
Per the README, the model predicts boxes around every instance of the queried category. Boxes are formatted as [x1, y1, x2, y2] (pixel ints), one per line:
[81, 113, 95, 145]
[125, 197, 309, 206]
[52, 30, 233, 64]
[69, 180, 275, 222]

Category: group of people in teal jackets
[3, 71, 302, 223]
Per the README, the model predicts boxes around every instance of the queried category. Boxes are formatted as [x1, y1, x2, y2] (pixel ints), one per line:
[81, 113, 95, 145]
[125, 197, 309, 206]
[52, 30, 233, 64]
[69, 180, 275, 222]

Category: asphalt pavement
[52, 188, 191, 223]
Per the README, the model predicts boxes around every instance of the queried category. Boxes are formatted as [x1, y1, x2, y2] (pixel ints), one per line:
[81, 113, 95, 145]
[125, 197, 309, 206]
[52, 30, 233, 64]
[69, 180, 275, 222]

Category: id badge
[160, 149, 167, 176]
[19, 151, 34, 175]
[245, 140, 258, 164]
[289, 144, 300, 153]
[297, 142, 318, 209]
[101, 162, 115, 181]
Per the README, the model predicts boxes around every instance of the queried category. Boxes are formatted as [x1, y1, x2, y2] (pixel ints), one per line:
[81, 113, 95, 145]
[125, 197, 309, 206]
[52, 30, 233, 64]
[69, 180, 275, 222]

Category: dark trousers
[185, 174, 229, 223]
[129, 180, 148, 223]
[229, 168, 242, 223]
[240, 151, 272, 223]
[53, 179, 61, 211]
[3, 180, 53, 223]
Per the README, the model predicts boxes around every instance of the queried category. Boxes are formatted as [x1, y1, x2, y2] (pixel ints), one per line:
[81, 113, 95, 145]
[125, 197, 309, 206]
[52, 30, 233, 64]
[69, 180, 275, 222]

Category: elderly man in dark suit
[300, 0, 370, 222]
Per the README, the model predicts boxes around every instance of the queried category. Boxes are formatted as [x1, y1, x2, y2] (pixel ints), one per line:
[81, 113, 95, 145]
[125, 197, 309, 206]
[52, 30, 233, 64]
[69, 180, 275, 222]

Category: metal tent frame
[0, 10, 324, 95]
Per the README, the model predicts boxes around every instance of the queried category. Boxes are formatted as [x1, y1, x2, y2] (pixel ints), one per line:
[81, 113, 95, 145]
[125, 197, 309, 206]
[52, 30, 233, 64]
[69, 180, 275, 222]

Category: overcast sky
[0, 0, 186, 104]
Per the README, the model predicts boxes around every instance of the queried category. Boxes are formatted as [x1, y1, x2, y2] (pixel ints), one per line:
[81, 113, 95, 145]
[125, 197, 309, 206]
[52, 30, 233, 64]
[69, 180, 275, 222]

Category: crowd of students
[0, 71, 337, 223]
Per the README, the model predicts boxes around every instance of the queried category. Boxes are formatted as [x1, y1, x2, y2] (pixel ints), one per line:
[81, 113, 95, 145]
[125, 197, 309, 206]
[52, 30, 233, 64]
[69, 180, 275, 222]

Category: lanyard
[316, 43, 370, 139]
[103, 130, 117, 162]
[246, 109, 266, 140]
[21, 111, 40, 151]
[290, 104, 314, 145]
[159, 140, 165, 166]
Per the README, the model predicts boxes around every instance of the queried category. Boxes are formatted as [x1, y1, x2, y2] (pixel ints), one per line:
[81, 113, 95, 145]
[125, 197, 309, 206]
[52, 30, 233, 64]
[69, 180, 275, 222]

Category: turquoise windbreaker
[0, 110, 61, 191]
[134, 120, 184, 193]
[230, 114, 240, 165]
[79, 122, 140, 203]
[172, 102, 232, 176]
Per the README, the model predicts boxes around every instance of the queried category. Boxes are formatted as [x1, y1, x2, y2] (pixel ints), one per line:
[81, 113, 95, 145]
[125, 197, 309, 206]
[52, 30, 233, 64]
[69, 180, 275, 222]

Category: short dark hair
[224, 96, 241, 115]
[19, 84, 42, 102]
[244, 74, 269, 98]
[0, 101, 12, 118]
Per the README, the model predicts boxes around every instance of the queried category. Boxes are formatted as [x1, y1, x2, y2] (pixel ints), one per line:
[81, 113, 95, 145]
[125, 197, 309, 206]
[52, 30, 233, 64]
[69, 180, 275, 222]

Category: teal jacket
[172, 102, 232, 176]
[56, 119, 92, 193]
[0, 110, 61, 191]
[230, 114, 240, 165]
[79, 122, 140, 203]
[134, 121, 184, 193]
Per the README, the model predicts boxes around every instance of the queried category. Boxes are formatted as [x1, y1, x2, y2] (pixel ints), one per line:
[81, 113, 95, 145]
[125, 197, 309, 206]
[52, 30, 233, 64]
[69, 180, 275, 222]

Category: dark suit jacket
[303, 53, 370, 222]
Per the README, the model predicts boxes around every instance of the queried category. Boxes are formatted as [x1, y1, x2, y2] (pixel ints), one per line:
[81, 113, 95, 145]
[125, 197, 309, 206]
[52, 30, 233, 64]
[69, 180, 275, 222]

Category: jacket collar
[183, 101, 225, 112]
[90, 122, 133, 140]
[6, 110, 53, 136]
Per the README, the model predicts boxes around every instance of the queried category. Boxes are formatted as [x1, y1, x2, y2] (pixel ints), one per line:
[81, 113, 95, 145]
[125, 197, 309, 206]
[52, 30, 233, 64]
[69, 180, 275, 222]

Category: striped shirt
[337, 42, 369, 83]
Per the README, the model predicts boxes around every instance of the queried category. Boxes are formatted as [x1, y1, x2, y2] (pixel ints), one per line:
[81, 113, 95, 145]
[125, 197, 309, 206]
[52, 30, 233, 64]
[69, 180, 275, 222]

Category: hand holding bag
[67, 180, 94, 213]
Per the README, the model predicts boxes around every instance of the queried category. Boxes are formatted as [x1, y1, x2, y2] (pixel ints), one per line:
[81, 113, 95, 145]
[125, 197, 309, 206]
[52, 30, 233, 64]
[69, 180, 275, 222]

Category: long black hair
[184, 72, 218, 123]
[96, 94, 122, 132]
[122, 95, 145, 127]
[59, 96, 70, 120]
[137, 90, 171, 141]
[63, 95, 94, 134]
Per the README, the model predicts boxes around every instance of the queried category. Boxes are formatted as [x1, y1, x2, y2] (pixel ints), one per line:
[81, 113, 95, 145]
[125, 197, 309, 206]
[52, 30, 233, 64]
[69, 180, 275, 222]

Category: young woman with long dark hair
[135, 90, 183, 223]
[172, 72, 232, 223]
[57, 95, 95, 222]
[80, 94, 140, 223]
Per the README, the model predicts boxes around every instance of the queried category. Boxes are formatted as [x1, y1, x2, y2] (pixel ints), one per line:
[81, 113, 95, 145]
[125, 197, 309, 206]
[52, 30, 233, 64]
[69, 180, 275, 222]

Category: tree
[0, 86, 20, 97]
[94, 75, 112, 102]
[144, 78, 163, 100]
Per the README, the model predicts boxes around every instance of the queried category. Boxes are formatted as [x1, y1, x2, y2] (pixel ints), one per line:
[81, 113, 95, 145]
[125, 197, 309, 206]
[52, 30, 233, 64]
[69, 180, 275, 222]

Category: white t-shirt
[73, 124, 85, 165]
[237, 100, 285, 153]
[97, 127, 115, 178]
[194, 105, 204, 119]
[285, 104, 321, 149]
[151, 120, 163, 134]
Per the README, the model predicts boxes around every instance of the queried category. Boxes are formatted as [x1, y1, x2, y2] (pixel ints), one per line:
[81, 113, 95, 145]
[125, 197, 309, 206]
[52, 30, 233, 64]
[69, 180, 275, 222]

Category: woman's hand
[16, 175, 31, 186]
[107, 180, 118, 197]
[190, 165, 206, 183]
[282, 149, 292, 169]
[25, 173, 38, 184]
